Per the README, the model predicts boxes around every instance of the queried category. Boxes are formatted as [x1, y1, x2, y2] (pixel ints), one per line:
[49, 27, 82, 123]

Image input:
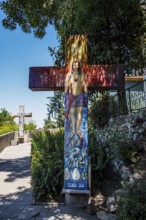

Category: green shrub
[89, 92, 119, 129]
[89, 127, 110, 186]
[0, 108, 18, 135]
[117, 181, 146, 220]
[89, 93, 110, 128]
[24, 120, 37, 131]
[0, 123, 18, 135]
[31, 129, 64, 201]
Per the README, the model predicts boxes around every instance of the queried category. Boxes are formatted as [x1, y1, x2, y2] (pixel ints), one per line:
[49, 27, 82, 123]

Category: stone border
[0, 131, 16, 152]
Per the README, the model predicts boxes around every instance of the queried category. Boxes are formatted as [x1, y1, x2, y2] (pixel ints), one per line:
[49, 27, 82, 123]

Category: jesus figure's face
[72, 61, 80, 72]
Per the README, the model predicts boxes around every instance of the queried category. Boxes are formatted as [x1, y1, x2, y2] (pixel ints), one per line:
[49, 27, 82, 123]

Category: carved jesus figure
[65, 61, 87, 137]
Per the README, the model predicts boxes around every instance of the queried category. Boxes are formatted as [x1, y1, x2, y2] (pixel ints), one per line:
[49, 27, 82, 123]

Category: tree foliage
[0, 108, 15, 126]
[0, 108, 18, 135]
[1, 0, 145, 125]
[24, 120, 37, 131]
[46, 91, 64, 128]
[1, 0, 145, 71]
[117, 180, 146, 220]
[0, 0, 59, 38]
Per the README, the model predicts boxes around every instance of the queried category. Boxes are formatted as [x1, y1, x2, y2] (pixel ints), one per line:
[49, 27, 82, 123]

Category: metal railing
[110, 79, 146, 116]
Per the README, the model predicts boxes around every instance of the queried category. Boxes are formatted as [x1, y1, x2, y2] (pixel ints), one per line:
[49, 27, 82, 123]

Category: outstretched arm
[64, 73, 73, 118]
[65, 73, 71, 93]
[82, 73, 88, 93]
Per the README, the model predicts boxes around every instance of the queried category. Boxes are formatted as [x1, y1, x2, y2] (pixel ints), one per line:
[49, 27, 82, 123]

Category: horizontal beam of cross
[29, 64, 125, 91]
[13, 113, 32, 118]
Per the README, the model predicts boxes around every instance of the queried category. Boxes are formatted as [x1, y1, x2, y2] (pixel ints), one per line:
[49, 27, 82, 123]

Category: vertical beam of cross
[63, 35, 89, 193]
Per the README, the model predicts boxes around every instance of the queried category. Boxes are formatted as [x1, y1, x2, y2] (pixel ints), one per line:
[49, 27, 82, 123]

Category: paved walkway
[0, 143, 97, 219]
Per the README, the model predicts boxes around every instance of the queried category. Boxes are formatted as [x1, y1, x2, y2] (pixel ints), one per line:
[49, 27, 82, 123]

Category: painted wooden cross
[14, 106, 32, 140]
[29, 35, 124, 194]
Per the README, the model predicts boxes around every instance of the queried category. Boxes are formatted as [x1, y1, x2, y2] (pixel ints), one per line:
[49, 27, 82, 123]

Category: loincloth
[69, 93, 84, 107]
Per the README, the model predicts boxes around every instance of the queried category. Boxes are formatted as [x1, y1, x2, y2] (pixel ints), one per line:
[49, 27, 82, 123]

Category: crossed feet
[69, 130, 83, 138]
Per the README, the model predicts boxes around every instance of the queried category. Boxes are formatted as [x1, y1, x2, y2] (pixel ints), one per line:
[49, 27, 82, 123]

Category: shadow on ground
[0, 156, 31, 182]
[0, 187, 33, 205]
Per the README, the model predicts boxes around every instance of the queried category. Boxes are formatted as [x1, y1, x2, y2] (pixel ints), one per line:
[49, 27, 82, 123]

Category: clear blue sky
[0, 11, 58, 128]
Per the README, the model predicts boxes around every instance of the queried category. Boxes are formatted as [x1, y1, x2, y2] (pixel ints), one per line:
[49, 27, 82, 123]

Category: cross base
[62, 189, 90, 194]
[18, 137, 24, 143]
[62, 189, 90, 206]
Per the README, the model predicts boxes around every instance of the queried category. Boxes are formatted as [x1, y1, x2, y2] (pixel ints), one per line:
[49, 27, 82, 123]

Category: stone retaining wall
[91, 109, 146, 218]
[96, 109, 146, 180]
[0, 131, 16, 153]
[0, 131, 32, 153]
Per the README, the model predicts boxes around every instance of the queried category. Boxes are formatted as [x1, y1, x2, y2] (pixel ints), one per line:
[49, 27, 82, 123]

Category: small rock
[96, 211, 109, 220]
[113, 159, 123, 171]
[96, 211, 118, 220]
[121, 166, 131, 180]
[129, 176, 135, 184]
[132, 172, 142, 180]
[120, 181, 127, 188]
[133, 132, 139, 140]
[114, 189, 125, 202]
[93, 192, 106, 206]
[106, 196, 117, 213]
[85, 203, 96, 215]
[143, 121, 146, 129]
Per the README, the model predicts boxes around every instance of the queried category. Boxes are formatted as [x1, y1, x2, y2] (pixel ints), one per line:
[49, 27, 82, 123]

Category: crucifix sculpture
[13, 106, 32, 141]
[29, 35, 124, 194]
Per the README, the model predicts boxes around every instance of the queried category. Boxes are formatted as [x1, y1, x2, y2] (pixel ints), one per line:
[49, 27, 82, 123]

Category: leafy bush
[0, 108, 18, 135]
[0, 123, 18, 135]
[89, 92, 119, 129]
[88, 127, 110, 186]
[117, 181, 146, 220]
[43, 118, 57, 129]
[31, 129, 64, 201]
[0, 108, 14, 126]
[24, 120, 37, 131]
[89, 92, 110, 128]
